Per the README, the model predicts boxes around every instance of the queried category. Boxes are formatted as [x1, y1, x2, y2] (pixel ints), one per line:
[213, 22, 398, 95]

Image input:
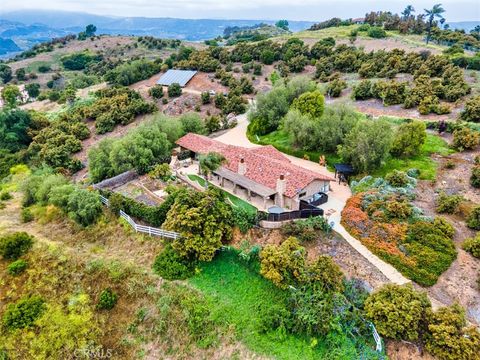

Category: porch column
[221, 177, 224, 187]
[247, 189, 251, 201]
[233, 183, 237, 194]
[263, 196, 268, 209]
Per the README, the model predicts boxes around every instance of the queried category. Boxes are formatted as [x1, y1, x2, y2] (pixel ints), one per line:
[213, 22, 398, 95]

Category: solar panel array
[157, 69, 198, 87]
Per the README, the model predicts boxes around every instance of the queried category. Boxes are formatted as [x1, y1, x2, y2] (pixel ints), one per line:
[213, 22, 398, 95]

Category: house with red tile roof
[175, 133, 334, 211]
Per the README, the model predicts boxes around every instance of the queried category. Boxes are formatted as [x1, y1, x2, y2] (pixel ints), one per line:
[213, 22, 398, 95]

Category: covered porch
[212, 167, 277, 210]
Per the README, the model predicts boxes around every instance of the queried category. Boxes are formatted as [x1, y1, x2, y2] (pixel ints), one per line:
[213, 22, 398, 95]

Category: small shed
[157, 69, 197, 87]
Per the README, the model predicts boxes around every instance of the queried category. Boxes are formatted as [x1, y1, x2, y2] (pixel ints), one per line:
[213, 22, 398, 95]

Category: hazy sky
[2, 0, 479, 21]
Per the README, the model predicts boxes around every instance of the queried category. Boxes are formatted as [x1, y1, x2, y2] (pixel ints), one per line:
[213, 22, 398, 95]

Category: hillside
[1, 11, 480, 360]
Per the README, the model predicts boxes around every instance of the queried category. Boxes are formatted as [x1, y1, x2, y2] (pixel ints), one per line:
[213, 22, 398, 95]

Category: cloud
[1, 0, 478, 21]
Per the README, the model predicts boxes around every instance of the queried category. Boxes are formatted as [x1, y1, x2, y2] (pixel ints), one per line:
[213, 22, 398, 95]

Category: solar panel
[157, 69, 197, 87]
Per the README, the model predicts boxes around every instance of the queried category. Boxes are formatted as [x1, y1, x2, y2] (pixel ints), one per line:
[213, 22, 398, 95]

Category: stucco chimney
[238, 157, 247, 176]
[169, 149, 179, 169]
[276, 174, 286, 208]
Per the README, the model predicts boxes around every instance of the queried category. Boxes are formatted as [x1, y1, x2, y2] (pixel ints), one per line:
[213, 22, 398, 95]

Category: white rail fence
[100, 195, 180, 240]
[370, 322, 383, 353]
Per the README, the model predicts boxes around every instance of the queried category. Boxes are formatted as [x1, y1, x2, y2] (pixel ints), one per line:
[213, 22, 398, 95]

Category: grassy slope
[275, 24, 448, 52]
[189, 250, 366, 360]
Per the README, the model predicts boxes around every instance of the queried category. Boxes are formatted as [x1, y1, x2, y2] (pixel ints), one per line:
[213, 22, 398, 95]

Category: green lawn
[253, 128, 453, 181]
[187, 174, 258, 214]
[369, 134, 454, 180]
[189, 250, 374, 360]
[253, 130, 341, 172]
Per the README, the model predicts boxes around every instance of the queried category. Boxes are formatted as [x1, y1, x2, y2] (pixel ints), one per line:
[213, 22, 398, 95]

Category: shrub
[149, 163, 172, 181]
[104, 59, 161, 86]
[467, 205, 480, 230]
[164, 188, 233, 261]
[460, 95, 480, 123]
[231, 207, 257, 233]
[0, 232, 34, 260]
[66, 189, 103, 226]
[20, 208, 34, 223]
[306, 255, 344, 293]
[385, 170, 409, 187]
[0, 192, 12, 201]
[338, 118, 394, 173]
[364, 284, 430, 341]
[471, 166, 480, 188]
[352, 79, 373, 99]
[463, 233, 480, 258]
[97, 288, 118, 310]
[425, 304, 480, 360]
[153, 245, 195, 280]
[391, 121, 427, 157]
[280, 217, 332, 242]
[367, 26, 387, 38]
[2, 296, 46, 330]
[168, 83, 182, 97]
[260, 237, 306, 288]
[7, 259, 28, 275]
[201, 91, 211, 105]
[292, 90, 325, 118]
[149, 85, 164, 99]
[452, 127, 480, 151]
[38, 65, 51, 73]
[326, 78, 347, 97]
[436, 192, 464, 214]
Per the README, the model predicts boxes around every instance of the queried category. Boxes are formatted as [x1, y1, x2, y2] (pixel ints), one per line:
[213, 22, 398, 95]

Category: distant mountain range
[0, 10, 315, 58]
[0, 10, 478, 58]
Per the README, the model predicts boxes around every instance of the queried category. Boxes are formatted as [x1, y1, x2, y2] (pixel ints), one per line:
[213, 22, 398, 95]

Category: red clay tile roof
[176, 133, 333, 198]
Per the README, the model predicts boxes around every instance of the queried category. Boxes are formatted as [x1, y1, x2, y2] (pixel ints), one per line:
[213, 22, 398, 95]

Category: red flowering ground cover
[342, 193, 456, 286]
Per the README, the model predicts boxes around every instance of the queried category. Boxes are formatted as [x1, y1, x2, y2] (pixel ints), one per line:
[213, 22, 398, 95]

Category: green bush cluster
[84, 87, 157, 134]
[463, 233, 480, 258]
[365, 284, 430, 341]
[467, 205, 480, 230]
[88, 116, 186, 183]
[97, 288, 118, 310]
[231, 206, 257, 233]
[403, 218, 457, 285]
[365, 284, 480, 359]
[461, 95, 480, 123]
[0, 232, 34, 260]
[61, 51, 101, 70]
[149, 84, 164, 99]
[104, 59, 162, 86]
[471, 165, 480, 188]
[22, 170, 102, 226]
[436, 191, 464, 214]
[385, 170, 409, 187]
[280, 217, 332, 242]
[137, 36, 181, 50]
[452, 126, 480, 151]
[7, 259, 28, 276]
[164, 188, 233, 261]
[105, 188, 180, 227]
[2, 296, 46, 330]
[167, 82, 182, 97]
[28, 112, 88, 172]
[153, 245, 195, 280]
